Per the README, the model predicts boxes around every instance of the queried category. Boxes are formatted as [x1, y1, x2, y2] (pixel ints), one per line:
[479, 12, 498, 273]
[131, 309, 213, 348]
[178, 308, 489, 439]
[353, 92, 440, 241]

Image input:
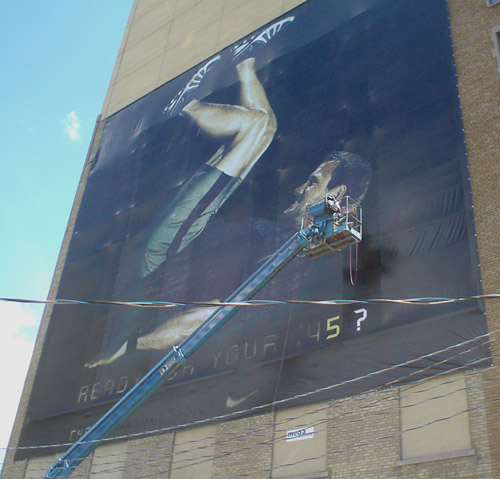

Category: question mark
[354, 308, 367, 331]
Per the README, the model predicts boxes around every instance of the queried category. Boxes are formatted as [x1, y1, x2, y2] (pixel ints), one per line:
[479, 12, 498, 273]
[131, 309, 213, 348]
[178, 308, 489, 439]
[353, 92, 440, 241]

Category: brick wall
[213, 413, 273, 479]
[447, 1, 500, 477]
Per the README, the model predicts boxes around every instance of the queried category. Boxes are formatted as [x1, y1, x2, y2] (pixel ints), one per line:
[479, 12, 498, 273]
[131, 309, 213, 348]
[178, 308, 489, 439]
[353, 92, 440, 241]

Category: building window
[170, 425, 216, 479]
[26, 454, 58, 479]
[91, 441, 127, 479]
[491, 25, 500, 74]
[398, 373, 474, 465]
[272, 402, 328, 478]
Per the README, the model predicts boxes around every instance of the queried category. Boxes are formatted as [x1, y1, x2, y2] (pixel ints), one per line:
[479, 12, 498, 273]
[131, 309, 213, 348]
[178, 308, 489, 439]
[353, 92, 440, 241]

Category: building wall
[101, 0, 307, 118]
[2, 118, 105, 479]
[447, 1, 500, 477]
[4, 0, 500, 477]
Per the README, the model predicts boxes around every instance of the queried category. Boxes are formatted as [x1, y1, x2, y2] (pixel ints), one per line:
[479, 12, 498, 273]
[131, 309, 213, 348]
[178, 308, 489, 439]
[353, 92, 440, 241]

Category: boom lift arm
[44, 195, 362, 478]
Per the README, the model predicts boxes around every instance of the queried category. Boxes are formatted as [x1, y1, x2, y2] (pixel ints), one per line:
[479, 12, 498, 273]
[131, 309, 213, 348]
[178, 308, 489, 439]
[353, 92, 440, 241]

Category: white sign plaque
[286, 426, 315, 442]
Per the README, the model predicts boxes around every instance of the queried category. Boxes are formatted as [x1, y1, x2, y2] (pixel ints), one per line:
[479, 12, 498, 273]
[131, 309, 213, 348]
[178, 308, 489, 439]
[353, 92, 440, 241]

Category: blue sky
[0, 1, 133, 464]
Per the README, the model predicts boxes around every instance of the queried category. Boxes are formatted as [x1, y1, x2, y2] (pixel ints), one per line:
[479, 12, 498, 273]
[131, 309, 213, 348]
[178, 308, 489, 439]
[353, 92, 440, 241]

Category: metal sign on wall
[18, 0, 487, 458]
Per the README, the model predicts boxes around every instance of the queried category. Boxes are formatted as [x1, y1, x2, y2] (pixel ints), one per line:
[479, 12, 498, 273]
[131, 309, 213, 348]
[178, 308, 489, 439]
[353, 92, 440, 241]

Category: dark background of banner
[18, 0, 488, 458]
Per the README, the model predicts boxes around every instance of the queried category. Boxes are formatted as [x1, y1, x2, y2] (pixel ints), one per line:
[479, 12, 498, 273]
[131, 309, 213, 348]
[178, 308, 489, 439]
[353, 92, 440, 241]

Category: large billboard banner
[19, 0, 487, 457]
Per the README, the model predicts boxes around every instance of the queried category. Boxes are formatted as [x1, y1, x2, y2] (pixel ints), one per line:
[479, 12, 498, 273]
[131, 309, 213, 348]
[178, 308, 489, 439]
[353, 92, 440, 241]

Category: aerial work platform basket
[301, 195, 362, 259]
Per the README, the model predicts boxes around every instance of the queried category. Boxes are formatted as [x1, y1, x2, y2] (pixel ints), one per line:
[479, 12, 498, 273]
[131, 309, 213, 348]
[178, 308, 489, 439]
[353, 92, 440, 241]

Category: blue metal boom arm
[44, 196, 361, 478]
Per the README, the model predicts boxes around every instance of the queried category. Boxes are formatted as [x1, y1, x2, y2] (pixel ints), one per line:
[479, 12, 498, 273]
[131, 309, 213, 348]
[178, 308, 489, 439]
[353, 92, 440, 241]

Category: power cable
[0, 293, 496, 309]
[9, 326, 495, 455]
[10, 339, 498, 477]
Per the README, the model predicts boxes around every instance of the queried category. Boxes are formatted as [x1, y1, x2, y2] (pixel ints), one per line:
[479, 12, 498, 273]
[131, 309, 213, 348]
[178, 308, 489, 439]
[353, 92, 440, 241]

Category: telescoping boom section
[44, 195, 362, 478]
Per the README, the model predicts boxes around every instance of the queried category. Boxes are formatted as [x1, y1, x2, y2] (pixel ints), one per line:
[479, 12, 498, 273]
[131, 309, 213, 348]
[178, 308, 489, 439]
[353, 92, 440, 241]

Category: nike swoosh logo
[225, 389, 258, 409]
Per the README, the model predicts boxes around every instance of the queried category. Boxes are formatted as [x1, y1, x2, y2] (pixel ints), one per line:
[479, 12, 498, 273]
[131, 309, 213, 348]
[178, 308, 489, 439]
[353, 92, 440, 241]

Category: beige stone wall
[101, 0, 307, 118]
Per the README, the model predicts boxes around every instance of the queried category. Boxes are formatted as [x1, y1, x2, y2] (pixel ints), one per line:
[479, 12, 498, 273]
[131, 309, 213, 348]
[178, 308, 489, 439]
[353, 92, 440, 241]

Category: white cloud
[62, 111, 81, 141]
[0, 302, 42, 464]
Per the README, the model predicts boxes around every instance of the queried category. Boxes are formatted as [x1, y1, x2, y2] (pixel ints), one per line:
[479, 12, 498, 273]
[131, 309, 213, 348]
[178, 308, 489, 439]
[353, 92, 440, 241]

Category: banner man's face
[294, 160, 346, 208]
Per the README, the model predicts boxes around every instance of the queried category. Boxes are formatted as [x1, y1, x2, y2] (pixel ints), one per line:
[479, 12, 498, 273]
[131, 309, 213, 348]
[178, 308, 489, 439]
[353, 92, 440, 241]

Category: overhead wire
[4, 293, 497, 477]
[25, 384, 500, 479]
[0, 293, 497, 309]
[9, 326, 496, 458]
[17, 379, 499, 479]
[124, 363, 500, 479]
[225, 393, 500, 479]
[8, 325, 495, 456]
[10, 336, 499, 478]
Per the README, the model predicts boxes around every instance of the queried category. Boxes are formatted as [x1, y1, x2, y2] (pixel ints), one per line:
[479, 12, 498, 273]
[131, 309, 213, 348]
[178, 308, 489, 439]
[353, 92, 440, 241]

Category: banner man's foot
[164, 55, 221, 117]
[84, 341, 128, 368]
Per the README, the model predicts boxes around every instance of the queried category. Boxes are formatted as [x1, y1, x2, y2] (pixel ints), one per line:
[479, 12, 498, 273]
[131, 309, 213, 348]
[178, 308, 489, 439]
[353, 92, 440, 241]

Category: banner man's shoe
[231, 16, 295, 61]
[164, 54, 221, 116]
